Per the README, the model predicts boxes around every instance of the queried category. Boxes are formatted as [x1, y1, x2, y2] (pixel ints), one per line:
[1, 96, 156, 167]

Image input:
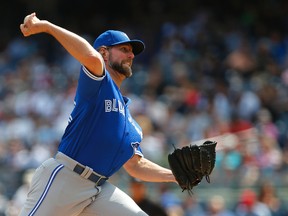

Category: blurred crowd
[1, 2, 288, 216]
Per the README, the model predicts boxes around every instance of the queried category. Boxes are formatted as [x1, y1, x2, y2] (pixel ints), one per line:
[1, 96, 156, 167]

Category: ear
[99, 47, 109, 60]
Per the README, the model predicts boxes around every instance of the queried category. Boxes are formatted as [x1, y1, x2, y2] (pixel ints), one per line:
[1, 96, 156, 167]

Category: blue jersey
[58, 66, 144, 177]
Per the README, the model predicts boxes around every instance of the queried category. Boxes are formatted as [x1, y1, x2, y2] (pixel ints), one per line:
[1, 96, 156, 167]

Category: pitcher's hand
[20, 12, 43, 36]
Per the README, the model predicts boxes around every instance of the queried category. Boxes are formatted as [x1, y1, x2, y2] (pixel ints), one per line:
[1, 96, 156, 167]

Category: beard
[108, 59, 133, 78]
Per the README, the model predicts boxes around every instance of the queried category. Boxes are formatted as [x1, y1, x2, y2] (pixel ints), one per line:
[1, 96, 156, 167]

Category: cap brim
[111, 40, 145, 55]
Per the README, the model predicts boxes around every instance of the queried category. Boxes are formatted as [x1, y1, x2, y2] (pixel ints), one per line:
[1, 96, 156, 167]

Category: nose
[128, 51, 135, 59]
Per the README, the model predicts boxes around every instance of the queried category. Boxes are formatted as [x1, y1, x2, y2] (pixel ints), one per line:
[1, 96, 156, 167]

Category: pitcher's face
[108, 44, 135, 78]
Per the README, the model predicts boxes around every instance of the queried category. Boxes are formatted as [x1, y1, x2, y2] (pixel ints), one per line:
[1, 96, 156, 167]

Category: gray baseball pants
[19, 152, 148, 216]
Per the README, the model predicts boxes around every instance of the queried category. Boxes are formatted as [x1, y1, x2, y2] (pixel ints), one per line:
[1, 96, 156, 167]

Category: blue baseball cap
[93, 30, 145, 55]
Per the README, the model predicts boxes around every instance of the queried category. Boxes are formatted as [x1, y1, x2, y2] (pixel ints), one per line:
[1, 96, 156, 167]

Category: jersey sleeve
[134, 144, 144, 158]
[75, 66, 106, 101]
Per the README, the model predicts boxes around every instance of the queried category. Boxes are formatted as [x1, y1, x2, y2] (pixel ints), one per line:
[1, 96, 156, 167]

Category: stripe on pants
[28, 164, 64, 216]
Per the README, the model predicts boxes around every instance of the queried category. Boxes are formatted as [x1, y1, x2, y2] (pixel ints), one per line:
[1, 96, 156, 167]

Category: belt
[55, 152, 108, 186]
[73, 164, 108, 186]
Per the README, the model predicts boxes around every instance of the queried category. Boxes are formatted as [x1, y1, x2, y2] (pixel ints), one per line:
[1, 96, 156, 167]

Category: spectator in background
[0, 185, 8, 216]
[257, 180, 288, 216]
[255, 108, 279, 142]
[5, 169, 34, 216]
[129, 178, 168, 216]
[134, 115, 166, 164]
[182, 195, 206, 216]
[159, 184, 184, 216]
[235, 189, 271, 216]
[206, 195, 236, 216]
[256, 135, 283, 177]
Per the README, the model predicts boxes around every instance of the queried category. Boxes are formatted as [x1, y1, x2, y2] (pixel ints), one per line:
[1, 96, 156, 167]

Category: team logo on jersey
[131, 142, 141, 155]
